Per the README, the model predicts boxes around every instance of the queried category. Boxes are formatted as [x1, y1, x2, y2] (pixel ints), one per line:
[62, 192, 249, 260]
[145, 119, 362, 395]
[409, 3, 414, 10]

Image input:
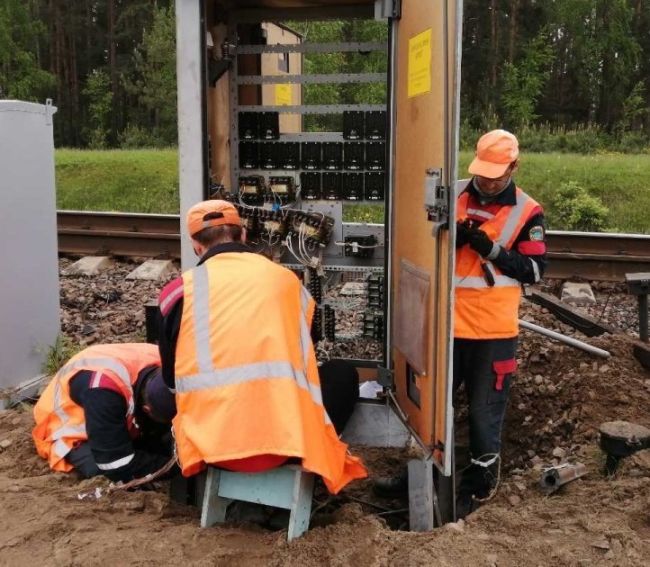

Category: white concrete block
[560, 282, 597, 306]
[126, 259, 174, 281]
[62, 256, 113, 276]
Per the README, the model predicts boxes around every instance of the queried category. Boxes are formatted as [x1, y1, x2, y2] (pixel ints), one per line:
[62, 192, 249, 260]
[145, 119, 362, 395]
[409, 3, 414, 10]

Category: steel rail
[56, 211, 650, 280]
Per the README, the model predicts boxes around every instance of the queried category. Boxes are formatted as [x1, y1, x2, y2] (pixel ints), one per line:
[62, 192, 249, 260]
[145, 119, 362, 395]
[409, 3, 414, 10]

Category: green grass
[459, 152, 650, 233]
[56, 148, 179, 213]
[55, 149, 650, 233]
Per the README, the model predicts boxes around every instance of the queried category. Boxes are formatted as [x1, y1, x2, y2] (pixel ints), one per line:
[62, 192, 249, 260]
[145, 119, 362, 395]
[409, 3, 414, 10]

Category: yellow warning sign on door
[275, 84, 292, 106]
[408, 29, 432, 98]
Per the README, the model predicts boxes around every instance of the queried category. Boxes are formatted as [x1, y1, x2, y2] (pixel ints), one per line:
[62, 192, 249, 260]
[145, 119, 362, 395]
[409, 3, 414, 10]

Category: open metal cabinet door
[388, 0, 462, 475]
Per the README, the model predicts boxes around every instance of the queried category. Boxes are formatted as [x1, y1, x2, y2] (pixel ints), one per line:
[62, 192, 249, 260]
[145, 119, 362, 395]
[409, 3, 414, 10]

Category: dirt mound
[503, 308, 649, 471]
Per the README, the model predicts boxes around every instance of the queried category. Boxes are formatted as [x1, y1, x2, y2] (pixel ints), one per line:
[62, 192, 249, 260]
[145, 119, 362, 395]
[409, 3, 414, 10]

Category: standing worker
[157, 200, 366, 493]
[375, 130, 547, 519]
[454, 129, 547, 517]
[33, 343, 177, 482]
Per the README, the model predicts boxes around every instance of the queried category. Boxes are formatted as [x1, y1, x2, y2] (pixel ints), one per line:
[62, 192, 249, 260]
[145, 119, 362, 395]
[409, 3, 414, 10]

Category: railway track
[57, 210, 650, 281]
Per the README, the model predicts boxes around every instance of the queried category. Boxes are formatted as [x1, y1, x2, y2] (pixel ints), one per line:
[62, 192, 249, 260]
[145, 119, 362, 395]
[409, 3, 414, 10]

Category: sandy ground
[0, 261, 648, 565]
[1, 336, 649, 566]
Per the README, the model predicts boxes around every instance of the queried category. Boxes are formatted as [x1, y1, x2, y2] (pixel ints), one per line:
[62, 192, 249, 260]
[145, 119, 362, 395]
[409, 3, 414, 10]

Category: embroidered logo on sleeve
[529, 226, 545, 241]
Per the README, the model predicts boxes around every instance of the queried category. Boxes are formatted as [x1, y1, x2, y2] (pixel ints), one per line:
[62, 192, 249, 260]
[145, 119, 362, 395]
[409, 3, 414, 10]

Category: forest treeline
[2, 1, 650, 151]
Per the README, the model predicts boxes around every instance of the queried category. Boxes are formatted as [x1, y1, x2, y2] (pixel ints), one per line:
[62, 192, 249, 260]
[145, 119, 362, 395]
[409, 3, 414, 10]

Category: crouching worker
[157, 200, 367, 493]
[33, 343, 177, 482]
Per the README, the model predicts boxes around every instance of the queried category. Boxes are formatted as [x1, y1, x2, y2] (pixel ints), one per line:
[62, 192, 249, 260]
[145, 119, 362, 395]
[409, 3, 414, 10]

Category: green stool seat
[200, 464, 315, 541]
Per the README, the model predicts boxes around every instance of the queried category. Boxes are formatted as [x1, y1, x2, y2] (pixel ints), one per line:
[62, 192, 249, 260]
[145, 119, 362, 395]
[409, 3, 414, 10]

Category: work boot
[372, 467, 408, 497]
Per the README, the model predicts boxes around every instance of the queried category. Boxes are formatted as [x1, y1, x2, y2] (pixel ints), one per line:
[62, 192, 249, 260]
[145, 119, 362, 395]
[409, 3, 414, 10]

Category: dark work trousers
[453, 337, 518, 498]
[318, 359, 360, 435]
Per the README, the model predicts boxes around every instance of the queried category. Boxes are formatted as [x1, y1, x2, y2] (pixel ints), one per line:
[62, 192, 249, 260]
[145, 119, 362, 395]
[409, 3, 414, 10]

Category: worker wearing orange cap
[375, 130, 547, 518]
[156, 200, 366, 494]
[452, 129, 547, 517]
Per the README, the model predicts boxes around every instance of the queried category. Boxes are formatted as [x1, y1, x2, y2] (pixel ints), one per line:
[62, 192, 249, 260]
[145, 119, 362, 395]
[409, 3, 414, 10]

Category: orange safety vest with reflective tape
[454, 186, 541, 339]
[173, 251, 367, 493]
[32, 343, 160, 473]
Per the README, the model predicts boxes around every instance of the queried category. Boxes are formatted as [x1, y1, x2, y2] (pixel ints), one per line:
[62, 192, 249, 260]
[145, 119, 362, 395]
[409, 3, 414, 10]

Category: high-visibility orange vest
[173, 251, 367, 493]
[454, 187, 542, 339]
[32, 343, 160, 473]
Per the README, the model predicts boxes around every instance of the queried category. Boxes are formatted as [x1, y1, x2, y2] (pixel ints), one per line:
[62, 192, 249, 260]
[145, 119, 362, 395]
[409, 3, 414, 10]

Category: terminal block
[323, 304, 336, 341]
[258, 208, 289, 241]
[291, 211, 335, 247]
[235, 205, 261, 240]
[307, 268, 323, 304]
[367, 273, 385, 310]
[363, 311, 384, 340]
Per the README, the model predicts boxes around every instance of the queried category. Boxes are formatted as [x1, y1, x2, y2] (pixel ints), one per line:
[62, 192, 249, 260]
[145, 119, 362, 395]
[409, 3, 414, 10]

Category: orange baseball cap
[468, 129, 519, 179]
[186, 200, 241, 238]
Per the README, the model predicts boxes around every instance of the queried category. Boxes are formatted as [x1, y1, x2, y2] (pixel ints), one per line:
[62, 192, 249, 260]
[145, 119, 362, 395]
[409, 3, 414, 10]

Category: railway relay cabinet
[175, 0, 462, 526]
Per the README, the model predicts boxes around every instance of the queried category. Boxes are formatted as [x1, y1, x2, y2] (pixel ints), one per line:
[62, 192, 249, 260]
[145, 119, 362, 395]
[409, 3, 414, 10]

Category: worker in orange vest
[375, 130, 547, 518]
[33, 343, 177, 482]
[157, 200, 367, 493]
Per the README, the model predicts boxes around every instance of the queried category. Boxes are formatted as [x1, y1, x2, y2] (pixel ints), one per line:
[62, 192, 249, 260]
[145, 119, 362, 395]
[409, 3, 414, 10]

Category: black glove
[467, 227, 495, 257]
[455, 221, 471, 248]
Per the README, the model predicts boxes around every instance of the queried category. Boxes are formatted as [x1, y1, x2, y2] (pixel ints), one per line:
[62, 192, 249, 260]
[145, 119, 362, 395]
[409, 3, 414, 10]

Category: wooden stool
[200, 464, 315, 541]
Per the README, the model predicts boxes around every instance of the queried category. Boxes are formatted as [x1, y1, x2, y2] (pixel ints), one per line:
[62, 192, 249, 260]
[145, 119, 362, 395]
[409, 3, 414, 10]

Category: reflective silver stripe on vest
[177, 281, 330, 422]
[96, 453, 135, 471]
[51, 424, 86, 441]
[466, 208, 495, 220]
[50, 357, 133, 458]
[498, 190, 532, 247]
[53, 438, 70, 459]
[299, 286, 313, 372]
[175, 361, 306, 393]
[454, 274, 521, 288]
[299, 285, 331, 425]
[531, 258, 541, 283]
[192, 264, 214, 374]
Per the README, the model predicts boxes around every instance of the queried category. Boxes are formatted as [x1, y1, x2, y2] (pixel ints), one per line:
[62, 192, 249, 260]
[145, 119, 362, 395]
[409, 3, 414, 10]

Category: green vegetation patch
[56, 149, 179, 213]
[459, 152, 650, 233]
[55, 149, 650, 233]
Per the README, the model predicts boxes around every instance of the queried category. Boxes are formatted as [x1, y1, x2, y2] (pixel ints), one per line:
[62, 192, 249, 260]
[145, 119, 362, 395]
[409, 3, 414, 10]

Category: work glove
[467, 227, 495, 258]
[455, 221, 471, 248]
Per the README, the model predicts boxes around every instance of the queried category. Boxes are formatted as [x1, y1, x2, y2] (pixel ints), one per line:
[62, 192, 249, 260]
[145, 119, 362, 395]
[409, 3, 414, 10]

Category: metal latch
[424, 168, 449, 231]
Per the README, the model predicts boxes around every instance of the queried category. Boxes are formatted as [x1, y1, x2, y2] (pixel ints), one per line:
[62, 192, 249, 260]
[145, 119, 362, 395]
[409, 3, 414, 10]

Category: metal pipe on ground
[519, 319, 611, 358]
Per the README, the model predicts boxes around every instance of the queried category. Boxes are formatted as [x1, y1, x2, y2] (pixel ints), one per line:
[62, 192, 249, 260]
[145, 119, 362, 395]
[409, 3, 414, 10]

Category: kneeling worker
[33, 343, 177, 482]
[157, 200, 367, 493]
